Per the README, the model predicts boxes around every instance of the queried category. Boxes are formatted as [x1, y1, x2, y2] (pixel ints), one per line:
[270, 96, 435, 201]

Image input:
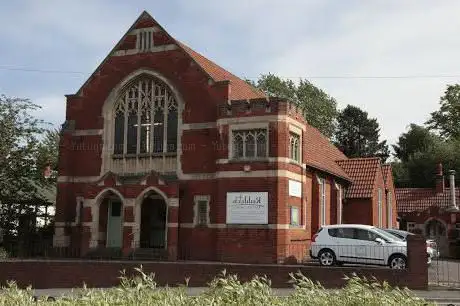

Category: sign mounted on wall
[226, 192, 268, 224]
[288, 180, 302, 197]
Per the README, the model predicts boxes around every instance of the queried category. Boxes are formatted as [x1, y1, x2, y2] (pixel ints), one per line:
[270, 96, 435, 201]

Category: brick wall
[0, 236, 428, 290]
[343, 199, 372, 225]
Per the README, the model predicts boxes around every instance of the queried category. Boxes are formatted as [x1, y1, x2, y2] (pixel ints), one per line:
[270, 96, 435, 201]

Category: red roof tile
[177, 42, 267, 101]
[304, 124, 351, 181]
[336, 158, 381, 198]
[395, 188, 460, 213]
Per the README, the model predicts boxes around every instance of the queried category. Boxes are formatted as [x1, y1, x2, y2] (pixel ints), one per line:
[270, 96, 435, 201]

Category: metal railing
[0, 240, 429, 271]
[429, 240, 460, 288]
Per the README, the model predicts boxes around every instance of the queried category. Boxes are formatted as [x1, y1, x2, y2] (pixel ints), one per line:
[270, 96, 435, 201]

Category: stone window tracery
[113, 76, 178, 156]
[232, 129, 267, 159]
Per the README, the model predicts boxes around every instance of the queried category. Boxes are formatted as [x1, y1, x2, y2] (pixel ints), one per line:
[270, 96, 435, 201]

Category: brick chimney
[435, 163, 445, 194]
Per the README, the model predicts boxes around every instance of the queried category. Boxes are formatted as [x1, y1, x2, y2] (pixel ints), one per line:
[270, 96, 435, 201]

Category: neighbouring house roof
[336, 158, 381, 198]
[303, 124, 351, 181]
[177, 42, 266, 100]
[395, 187, 460, 213]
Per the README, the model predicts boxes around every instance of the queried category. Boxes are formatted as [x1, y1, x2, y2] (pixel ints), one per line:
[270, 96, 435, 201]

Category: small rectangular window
[197, 201, 208, 226]
[378, 188, 383, 227]
[319, 178, 327, 226]
[387, 192, 392, 228]
[290, 206, 299, 226]
[407, 222, 416, 231]
[194, 195, 210, 227]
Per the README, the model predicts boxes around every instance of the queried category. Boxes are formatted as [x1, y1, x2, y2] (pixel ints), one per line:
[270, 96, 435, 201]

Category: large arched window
[112, 76, 178, 155]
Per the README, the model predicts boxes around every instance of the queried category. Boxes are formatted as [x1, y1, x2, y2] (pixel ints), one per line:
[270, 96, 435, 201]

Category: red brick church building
[54, 11, 397, 264]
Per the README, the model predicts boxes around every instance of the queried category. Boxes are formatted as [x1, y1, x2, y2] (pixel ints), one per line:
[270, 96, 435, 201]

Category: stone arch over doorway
[424, 217, 447, 238]
[135, 187, 169, 249]
[94, 188, 124, 248]
[424, 217, 448, 257]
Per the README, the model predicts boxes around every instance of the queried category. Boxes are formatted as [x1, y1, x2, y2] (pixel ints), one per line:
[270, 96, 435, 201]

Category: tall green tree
[0, 95, 50, 241]
[403, 139, 460, 187]
[247, 74, 338, 138]
[334, 105, 390, 162]
[34, 129, 60, 184]
[392, 124, 438, 162]
[426, 84, 460, 139]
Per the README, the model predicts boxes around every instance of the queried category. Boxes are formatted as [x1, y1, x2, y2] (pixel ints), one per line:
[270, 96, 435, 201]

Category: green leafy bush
[0, 267, 432, 305]
[0, 248, 8, 259]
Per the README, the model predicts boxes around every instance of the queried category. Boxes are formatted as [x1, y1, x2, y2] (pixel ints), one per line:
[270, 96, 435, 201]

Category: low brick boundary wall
[0, 259, 427, 290]
[0, 235, 428, 290]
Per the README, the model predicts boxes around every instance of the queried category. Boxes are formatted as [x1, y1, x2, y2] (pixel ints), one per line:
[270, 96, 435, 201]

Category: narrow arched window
[112, 76, 178, 156]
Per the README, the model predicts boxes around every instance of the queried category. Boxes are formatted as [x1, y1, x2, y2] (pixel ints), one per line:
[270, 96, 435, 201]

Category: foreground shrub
[0, 267, 432, 305]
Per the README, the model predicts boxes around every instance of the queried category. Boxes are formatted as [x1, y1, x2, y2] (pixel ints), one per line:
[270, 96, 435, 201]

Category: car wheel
[318, 249, 336, 267]
[388, 254, 407, 269]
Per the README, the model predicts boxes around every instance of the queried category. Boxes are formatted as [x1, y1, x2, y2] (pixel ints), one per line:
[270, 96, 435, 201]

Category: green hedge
[0, 267, 432, 305]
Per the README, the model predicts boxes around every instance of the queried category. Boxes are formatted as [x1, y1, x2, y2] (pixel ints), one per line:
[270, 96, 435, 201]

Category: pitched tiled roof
[395, 188, 460, 213]
[336, 158, 381, 198]
[382, 164, 392, 189]
[177, 42, 267, 101]
[304, 124, 351, 181]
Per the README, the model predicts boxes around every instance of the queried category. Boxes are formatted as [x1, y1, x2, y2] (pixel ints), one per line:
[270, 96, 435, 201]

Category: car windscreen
[373, 228, 404, 242]
[384, 230, 406, 240]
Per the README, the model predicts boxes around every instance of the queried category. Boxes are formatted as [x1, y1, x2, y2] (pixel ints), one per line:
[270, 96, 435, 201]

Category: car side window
[334, 228, 354, 239]
[329, 228, 356, 239]
[328, 229, 338, 237]
[355, 229, 378, 241]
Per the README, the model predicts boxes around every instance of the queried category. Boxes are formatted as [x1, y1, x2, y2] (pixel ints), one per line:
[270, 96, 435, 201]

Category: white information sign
[289, 180, 302, 198]
[226, 192, 268, 224]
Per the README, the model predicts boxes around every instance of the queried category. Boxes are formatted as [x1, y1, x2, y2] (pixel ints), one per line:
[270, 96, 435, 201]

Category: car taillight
[312, 234, 318, 243]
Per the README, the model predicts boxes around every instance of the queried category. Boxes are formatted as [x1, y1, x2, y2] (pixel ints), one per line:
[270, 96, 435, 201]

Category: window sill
[228, 157, 270, 163]
[288, 159, 303, 167]
[111, 153, 178, 159]
[289, 224, 302, 229]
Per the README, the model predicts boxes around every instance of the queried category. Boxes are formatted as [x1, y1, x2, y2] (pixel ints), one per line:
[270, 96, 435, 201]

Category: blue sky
[2, 1, 460, 146]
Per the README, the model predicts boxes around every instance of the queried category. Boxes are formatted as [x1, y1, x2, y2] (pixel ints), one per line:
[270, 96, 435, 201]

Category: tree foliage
[392, 128, 460, 188]
[34, 128, 60, 183]
[334, 105, 390, 162]
[426, 84, 460, 139]
[392, 124, 438, 163]
[247, 74, 338, 138]
[0, 95, 54, 241]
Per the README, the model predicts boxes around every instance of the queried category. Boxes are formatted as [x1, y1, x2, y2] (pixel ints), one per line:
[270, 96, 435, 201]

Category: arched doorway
[140, 192, 167, 249]
[98, 191, 124, 248]
[425, 218, 448, 257]
[425, 218, 446, 238]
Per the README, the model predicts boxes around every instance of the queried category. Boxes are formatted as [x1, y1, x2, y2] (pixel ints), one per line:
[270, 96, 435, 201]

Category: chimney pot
[435, 163, 445, 193]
